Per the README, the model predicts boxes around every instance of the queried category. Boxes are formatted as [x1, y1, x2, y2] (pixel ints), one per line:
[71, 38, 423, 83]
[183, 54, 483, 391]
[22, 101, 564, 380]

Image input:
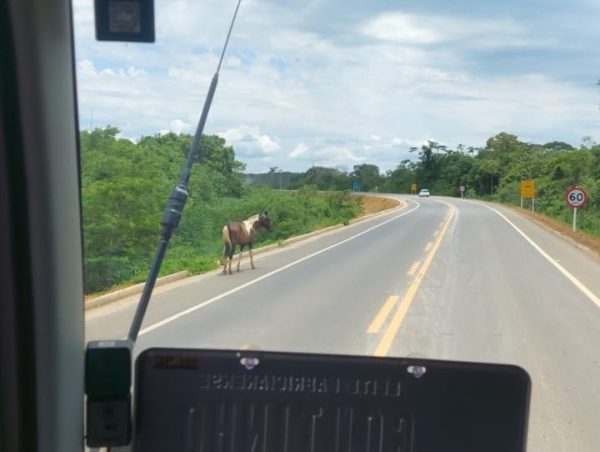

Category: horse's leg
[222, 225, 231, 274]
[222, 242, 230, 274]
[249, 242, 255, 269]
[228, 244, 236, 274]
[236, 244, 245, 272]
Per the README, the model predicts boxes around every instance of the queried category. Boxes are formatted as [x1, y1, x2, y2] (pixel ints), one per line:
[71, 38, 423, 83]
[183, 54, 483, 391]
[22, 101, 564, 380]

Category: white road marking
[475, 202, 600, 309]
[138, 200, 421, 337]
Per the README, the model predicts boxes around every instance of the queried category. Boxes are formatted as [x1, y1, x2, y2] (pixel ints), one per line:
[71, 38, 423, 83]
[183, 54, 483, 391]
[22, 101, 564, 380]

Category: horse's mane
[244, 214, 260, 224]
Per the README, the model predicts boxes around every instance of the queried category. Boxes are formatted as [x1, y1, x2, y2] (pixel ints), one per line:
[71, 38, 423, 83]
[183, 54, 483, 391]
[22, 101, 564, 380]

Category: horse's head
[258, 211, 273, 232]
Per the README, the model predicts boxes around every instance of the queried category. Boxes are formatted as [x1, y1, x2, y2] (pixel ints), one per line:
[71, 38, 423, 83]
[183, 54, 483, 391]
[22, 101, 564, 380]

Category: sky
[72, 0, 600, 173]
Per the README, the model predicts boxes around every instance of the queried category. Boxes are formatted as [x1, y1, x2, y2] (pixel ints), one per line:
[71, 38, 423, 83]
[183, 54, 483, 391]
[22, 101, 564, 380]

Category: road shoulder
[476, 201, 600, 308]
[85, 196, 407, 312]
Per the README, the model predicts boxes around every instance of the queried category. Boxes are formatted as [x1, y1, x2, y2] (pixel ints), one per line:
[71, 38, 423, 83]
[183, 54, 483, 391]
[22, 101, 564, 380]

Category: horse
[221, 211, 273, 274]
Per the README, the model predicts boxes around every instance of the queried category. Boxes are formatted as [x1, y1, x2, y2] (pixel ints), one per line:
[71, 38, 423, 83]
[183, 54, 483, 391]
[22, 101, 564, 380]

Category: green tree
[352, 164, 381, 192]
[382, 160, 415, 193]
[81, 128, 246, 292]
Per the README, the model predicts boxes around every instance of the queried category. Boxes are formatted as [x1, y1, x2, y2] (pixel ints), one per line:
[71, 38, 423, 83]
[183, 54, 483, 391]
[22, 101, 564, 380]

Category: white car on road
[418, 189, 430, 197]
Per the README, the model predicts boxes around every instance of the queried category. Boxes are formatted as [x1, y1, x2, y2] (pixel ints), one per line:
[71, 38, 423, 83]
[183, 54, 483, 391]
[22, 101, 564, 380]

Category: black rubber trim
[0, 1, 39, 450]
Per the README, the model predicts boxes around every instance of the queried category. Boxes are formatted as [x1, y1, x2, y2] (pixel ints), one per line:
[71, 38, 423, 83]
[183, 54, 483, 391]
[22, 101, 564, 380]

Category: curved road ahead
[86, 196, 600, 451]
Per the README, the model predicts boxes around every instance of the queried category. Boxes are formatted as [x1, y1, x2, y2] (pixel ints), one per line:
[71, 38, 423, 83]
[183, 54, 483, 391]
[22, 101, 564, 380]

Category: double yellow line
[369, 202, 456, 357]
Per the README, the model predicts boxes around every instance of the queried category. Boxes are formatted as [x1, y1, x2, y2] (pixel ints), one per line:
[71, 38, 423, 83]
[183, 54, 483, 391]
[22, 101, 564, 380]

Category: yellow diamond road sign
[411, 183, 417, 191]
[520, 180, 535, 198]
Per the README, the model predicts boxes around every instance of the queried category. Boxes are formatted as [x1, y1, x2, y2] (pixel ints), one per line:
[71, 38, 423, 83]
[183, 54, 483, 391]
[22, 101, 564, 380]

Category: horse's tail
[222, 225, 232, 264]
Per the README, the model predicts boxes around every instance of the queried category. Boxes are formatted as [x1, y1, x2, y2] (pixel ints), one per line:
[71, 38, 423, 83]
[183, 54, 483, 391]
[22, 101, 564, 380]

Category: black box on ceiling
[94, 0, 155, 43]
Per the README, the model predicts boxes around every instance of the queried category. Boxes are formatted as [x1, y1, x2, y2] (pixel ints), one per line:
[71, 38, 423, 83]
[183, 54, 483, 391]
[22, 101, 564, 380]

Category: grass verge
[85, 194, 400, 301]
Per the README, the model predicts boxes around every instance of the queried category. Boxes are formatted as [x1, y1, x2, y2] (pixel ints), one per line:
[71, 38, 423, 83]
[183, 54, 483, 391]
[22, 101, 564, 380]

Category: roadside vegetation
[404, 134, 600, 238]
[250, 133, 600, 241]
[83, 128, 599, 294]
[82, 127, 363, 294]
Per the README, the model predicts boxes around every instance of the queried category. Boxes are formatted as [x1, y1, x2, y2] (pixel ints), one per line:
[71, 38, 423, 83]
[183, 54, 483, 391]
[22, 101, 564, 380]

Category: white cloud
[361, 12, 547, 49]
[227, 57, 242, 67]
[72, 1, 600, 172]
[390, 137, 430, 148]
[126, 66, 147, 77]
[169, 119, 192, 134]
[362, 13, 441, 44]
[289, 143, 364, 166]
[77, 59, 96, 77]
[77, 60, 147, 80]
[167, 66, 212, 84]
[217, 125, 280, 158]
[391, 138, 409, 147]
[289, 143, 309, 158]
[318, 146, 364, 164]
[99, 68, 117, 77]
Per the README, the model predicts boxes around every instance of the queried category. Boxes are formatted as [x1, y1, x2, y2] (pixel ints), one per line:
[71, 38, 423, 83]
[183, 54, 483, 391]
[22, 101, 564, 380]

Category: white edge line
[472, 201, 600, 309]
[138, 199, 421, 336]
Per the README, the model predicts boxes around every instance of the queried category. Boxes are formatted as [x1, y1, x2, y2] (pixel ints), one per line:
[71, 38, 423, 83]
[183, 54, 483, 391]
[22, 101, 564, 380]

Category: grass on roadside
[85, 193, 399, 300]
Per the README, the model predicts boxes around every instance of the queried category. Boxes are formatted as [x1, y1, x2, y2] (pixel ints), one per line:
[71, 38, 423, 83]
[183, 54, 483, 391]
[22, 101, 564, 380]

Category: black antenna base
[161, 184, 189, 232]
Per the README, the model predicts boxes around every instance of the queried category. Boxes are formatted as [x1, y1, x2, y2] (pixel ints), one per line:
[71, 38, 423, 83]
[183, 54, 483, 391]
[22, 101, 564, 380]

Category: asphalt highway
[86, 196, 600, 451]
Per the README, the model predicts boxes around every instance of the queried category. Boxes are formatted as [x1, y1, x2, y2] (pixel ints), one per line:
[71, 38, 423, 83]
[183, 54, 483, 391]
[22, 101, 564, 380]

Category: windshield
[74, 1, 600, 450]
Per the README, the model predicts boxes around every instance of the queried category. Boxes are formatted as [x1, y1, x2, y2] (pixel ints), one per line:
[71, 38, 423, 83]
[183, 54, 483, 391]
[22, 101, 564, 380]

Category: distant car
[418, 189, 430, 197]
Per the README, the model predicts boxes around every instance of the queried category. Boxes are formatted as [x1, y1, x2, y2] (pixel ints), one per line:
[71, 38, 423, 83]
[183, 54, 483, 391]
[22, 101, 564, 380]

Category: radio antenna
[127, 0, 243, 343]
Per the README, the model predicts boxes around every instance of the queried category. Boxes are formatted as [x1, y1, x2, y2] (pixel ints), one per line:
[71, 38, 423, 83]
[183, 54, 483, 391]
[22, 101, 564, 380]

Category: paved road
[86, 196, 600, 451]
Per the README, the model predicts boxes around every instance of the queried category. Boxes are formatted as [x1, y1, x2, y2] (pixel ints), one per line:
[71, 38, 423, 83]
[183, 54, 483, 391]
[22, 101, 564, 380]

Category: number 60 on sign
[566, 187, 587, 208]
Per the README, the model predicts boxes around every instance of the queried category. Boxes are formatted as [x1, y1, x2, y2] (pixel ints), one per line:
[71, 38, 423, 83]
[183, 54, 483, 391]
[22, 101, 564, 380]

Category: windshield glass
[74, 1, 600, 449]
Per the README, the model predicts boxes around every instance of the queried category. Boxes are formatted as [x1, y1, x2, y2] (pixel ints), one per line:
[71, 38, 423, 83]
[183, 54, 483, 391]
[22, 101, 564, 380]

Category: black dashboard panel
[134, 349, 530, 452]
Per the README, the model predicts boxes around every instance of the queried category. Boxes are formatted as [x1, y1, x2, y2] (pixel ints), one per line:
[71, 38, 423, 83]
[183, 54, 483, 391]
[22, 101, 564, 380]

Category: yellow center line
[407, 260, 421, 276]
[433, 229, 440, 238]
[373, 203, 456, 357]
[424, 241, 433, 252]
[367, 296, 399, 334]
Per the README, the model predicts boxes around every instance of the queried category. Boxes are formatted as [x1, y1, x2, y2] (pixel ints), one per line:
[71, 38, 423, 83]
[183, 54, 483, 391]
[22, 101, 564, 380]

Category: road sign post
[520, 180, 536, 212]
[411, 183, 417, 195]
[566, 186, 588, 231]
[459, 185, 465, 199]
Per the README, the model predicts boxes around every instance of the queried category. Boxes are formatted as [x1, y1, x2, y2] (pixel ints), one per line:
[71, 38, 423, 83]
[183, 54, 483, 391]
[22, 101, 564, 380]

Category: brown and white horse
[221, 211, 273, 274]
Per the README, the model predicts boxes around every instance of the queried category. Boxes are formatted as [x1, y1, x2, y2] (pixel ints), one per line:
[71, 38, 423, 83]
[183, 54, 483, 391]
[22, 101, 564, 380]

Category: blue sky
[72, 0, 600, 173]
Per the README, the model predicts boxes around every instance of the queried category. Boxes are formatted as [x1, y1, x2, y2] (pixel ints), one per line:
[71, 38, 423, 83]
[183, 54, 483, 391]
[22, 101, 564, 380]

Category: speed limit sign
[566, 187, 587, 208]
